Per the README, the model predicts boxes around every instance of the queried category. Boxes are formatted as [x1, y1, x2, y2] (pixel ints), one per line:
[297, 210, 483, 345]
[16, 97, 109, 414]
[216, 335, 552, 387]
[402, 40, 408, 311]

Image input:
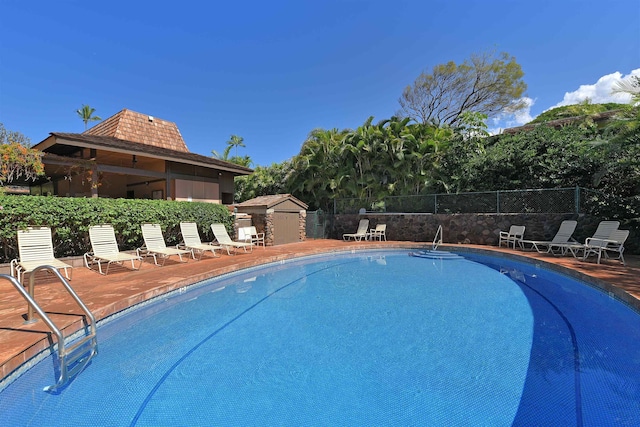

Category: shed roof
[236, 194, 308, 209]
[83, 109, 189, 152]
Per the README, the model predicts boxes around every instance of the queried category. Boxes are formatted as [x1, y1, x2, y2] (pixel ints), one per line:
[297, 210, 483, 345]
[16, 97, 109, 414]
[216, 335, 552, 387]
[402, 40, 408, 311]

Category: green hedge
[0, 195, 233, 263]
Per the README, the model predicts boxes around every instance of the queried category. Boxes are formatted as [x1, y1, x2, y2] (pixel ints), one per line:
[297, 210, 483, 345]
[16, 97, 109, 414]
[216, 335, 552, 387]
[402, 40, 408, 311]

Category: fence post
[575, 186, 580, 214]
[496, 191, 500, 214]
[434, 194, 438, 214]
[333, 199, 336, 215]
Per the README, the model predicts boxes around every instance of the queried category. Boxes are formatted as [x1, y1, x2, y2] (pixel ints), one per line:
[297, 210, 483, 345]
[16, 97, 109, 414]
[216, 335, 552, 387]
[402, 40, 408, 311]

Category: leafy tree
[398, 51, 527, 126]
[227, 155, 252, 168]
[286, 117, 454, 210]
[76, 104, 102, 130]
[237, 103, 637, 224]
[441, 125, 601, 192]
[0, 124, 44, 184]
[235, 161, 294, 202]
[455, 112, 490, 140]
[590, 125, 640, 220]
[0, 123, 32, 147]
[586, 89, 640, 219]
[289, 128, 347, 210]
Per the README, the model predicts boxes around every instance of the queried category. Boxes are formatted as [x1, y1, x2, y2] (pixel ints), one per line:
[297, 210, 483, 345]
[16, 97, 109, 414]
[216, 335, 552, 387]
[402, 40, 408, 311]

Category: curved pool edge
[442, 245, 640, 314]
[1, 240, 638, 391]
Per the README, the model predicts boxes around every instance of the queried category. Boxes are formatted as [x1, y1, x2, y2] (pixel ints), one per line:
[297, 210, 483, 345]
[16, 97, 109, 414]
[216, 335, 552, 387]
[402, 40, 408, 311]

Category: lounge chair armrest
[585, 237, 617, 246]
[10, 258, 18, 277]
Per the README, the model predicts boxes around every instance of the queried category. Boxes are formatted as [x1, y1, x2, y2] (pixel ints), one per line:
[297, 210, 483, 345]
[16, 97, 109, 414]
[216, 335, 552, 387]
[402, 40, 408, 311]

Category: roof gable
[236, 194, 308, 209]
[84, 109, 189, 152]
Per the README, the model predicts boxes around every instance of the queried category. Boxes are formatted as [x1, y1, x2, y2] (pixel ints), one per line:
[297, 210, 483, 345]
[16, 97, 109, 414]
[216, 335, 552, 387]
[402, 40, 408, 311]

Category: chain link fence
[306, 209, 329, 238]
[334, 187, 600, 214]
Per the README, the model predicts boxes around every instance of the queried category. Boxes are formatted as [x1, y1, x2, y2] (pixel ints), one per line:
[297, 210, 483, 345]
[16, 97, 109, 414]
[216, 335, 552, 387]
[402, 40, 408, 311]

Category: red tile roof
[84, 109, 189, 152]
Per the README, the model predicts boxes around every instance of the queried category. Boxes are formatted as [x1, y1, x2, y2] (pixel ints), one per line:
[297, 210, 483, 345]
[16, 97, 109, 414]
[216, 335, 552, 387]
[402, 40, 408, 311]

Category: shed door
[273, 212, 299, 245]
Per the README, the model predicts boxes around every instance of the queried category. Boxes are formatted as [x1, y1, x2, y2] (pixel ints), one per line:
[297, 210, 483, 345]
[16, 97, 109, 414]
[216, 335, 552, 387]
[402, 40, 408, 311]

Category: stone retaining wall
[299, 210, 307, 242]
[331, 213, 639, 253]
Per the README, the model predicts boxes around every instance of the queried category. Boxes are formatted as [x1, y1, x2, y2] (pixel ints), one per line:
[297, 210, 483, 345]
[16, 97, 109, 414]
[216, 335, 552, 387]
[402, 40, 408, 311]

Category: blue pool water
[1, 250, 639, 426]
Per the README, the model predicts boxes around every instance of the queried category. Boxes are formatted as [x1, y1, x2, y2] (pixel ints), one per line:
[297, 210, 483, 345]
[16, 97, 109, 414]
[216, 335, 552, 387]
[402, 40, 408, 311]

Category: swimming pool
[1, 250, 639, 426]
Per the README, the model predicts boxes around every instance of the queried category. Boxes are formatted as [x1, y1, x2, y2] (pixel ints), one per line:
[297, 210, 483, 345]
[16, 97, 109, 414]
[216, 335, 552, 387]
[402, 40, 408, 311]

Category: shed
[235, 194, 308, 245]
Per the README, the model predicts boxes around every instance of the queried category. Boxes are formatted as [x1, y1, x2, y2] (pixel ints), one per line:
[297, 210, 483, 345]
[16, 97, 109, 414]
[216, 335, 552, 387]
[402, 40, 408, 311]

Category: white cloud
[510, 97, 534, 125]
[488, 68, 640, 134]
[549, 68, 640, 109]
[488, 96, 534, 134]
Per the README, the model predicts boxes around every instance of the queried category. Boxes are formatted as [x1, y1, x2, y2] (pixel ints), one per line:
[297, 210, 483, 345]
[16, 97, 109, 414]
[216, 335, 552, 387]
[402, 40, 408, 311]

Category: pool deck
[1, 239, 638, 384]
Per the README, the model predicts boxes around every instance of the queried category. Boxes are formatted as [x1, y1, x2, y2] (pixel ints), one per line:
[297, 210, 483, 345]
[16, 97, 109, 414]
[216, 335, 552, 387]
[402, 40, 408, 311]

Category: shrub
[0, 195, 233, 263]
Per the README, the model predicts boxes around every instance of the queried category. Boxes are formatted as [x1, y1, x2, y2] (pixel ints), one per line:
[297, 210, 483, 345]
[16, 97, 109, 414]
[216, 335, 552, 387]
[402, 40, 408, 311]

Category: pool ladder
[2, 266, 98, 392]
[432, 225, 443, 250]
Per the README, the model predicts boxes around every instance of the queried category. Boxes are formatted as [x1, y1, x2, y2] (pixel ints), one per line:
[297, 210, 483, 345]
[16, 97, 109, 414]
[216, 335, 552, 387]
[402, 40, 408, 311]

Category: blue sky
[1, 0, 638, 167]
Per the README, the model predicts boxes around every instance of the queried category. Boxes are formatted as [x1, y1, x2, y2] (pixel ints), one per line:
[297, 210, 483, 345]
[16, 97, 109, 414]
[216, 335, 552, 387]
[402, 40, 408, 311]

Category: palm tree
[226, 135, 246, 158]
[212, 135, 253, 167]
[76, 105, 102, 130]
[289, 128, 345, 211]
[612, 75, 640, 105]
[213, 135, 246, 161]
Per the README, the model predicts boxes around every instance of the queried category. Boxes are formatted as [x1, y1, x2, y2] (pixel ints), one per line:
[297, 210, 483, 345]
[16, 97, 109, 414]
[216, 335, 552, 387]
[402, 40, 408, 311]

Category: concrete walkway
[1, 239, 638, 383]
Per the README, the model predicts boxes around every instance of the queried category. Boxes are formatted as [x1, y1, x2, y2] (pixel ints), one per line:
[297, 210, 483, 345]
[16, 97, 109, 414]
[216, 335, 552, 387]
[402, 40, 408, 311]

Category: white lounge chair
[367, 224, 387, 241]
[138, 223, 192, 266]
[598, 229, 630, 265]
[11, 226, 73, 283]
[558, 220, 620, 258]
[210, 223, 253, 255]
[520, 220, 577, 254]
[343, 219, 369, 241]
[179, 222, 222, 260]
[239, 226, 265, 248]
[499, 225, 525, 249]
[84, 224, 143, 275]
[583, 228, 629, 265]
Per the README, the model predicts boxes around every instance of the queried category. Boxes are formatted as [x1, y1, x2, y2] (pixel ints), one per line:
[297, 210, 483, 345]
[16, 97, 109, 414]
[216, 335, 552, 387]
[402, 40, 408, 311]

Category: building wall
[174, 179, 220, 203]
[261, 210, 306, 246]
[219, 174, 235, 203]
[95, 173, 128, 198]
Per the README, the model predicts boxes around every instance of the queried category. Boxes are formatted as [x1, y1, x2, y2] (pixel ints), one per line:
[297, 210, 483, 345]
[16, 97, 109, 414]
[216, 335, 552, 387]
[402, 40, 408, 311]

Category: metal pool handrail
[433, 225, 443, 250]
[1, 266, 98, 392]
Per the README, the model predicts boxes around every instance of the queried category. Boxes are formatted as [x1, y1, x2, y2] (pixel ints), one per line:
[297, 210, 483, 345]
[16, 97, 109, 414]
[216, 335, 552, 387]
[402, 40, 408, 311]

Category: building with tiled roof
[31, 109, 252, 204]
[84, 109, 189, 152]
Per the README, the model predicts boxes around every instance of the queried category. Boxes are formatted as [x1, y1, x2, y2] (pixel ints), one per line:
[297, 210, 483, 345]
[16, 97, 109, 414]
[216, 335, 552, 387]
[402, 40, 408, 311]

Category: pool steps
[0, 266, 98, 392]
[408, 250, 464, 260]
